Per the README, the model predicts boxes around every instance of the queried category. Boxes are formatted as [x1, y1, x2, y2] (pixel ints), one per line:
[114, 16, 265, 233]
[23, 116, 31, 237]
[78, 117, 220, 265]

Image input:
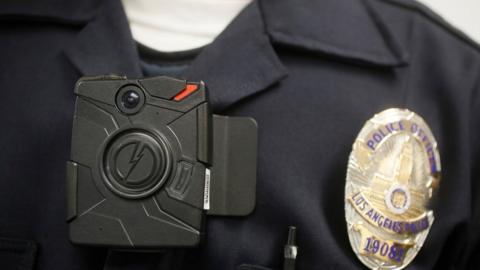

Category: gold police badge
[345, 108, 440, 269]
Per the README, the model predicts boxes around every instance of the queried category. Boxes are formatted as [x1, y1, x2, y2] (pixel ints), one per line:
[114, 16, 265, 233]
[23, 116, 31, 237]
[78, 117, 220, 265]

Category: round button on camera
[102, 130, 172, 199]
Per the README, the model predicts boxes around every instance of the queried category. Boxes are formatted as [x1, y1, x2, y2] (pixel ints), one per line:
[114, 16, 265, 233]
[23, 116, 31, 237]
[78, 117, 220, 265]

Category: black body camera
[66, 75, 257, 248]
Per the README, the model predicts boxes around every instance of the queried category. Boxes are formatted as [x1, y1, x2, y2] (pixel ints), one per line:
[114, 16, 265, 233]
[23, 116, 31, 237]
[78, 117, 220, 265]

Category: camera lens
[122, 90, 140, 109]
[116, 86, 145, 115]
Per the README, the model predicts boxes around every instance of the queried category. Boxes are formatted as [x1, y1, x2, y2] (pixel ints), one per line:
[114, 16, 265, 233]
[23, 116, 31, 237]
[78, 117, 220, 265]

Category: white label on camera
[203, 168, 211, 210]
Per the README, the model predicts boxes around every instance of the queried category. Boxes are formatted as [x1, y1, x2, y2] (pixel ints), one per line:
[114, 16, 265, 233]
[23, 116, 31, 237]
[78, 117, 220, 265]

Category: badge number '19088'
[345, 108, 441, 270]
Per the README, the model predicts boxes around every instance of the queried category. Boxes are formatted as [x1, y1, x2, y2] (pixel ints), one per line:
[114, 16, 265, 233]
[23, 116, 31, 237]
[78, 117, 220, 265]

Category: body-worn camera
[66, 75, 257, 248]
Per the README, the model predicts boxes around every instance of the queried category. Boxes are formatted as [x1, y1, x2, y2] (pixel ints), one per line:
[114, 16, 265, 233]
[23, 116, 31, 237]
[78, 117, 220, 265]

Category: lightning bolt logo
[122, 142, 147, 184]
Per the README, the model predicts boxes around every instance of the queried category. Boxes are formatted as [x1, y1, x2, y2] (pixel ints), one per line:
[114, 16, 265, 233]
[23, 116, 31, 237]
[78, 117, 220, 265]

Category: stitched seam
[270, 28, 392, 61]
[400, 5, 418, 107]
[269, 30, 403, 67]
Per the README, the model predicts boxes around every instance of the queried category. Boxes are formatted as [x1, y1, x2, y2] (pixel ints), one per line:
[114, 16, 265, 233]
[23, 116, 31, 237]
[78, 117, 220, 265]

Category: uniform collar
[183, 1, 287, 111]
[66, 0, 287, 112]
[0, 0, 410, 110]
[0, 0, 410, 68]
[0, 0, 142, 79]
[0, 0, 100, 24]
[62, 0, 143, 78]
[260, 0, 410, 67]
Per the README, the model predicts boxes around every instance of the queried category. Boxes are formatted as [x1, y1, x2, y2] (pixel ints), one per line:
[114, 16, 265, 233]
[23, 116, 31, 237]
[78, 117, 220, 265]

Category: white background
[417, 0, 480, 45]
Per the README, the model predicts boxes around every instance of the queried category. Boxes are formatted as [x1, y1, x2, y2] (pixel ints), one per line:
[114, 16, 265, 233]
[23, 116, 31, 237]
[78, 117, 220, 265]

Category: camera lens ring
[115, 85, 145, 114]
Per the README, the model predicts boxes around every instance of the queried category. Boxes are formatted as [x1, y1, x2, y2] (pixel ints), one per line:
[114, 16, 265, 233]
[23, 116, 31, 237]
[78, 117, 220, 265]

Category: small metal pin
[283, 226, 298, 270]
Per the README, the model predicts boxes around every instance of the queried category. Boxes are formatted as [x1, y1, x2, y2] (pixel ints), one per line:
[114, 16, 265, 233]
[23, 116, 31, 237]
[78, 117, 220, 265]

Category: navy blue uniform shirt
[0, 0, 479, 269]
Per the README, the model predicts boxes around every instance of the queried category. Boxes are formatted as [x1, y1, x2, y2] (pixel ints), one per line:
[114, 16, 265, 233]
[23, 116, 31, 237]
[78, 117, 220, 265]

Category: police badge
[345, 109, 441, 269]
